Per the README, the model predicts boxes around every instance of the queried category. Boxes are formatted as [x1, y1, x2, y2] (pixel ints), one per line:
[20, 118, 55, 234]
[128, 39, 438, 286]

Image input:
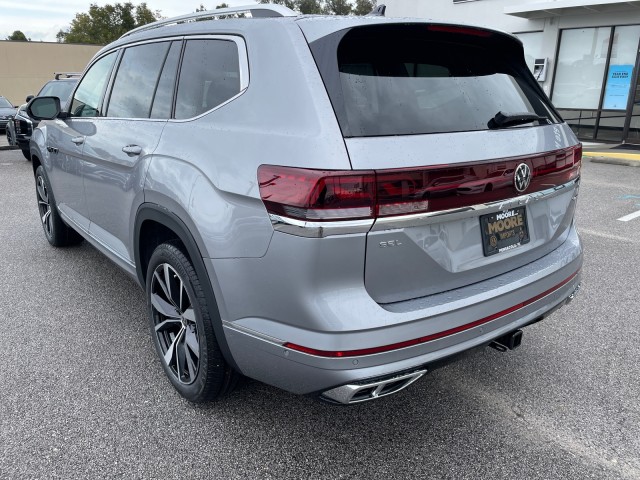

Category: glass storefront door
[622, 53, 640, 144]
[552, 25, 640, 143]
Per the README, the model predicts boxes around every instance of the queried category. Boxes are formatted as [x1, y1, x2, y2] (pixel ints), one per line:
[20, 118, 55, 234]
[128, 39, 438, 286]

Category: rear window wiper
[488, 111, 549, 130]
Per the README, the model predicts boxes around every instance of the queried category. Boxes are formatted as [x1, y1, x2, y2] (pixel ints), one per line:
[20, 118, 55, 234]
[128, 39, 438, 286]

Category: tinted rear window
[310, 24, 560, 137]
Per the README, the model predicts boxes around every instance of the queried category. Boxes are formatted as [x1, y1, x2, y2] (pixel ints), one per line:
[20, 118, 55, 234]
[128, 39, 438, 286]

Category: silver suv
[27, 4, 582, 404]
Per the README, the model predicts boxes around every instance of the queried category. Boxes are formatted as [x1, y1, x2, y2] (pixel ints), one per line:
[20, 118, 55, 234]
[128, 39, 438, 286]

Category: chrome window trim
[270, 178, 579, 238]
[69, 35, 248, 122]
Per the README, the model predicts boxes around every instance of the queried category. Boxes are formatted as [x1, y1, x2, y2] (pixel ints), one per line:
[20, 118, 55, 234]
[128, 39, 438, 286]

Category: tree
[6, 30, 29, 41]
[325, 0, 352, 15]
[259, 0, 375, 15]
[352, 0, 376, 15]
[258, 0, 296, 10]
[296, 0, 324, 14]
[57, 2, 160, 45]
[215, 3, 230, 8]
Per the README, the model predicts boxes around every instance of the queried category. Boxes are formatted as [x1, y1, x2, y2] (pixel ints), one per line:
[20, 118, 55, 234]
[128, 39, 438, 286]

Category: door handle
[122, 145, 142, 155]
[71, 136, 84, 145]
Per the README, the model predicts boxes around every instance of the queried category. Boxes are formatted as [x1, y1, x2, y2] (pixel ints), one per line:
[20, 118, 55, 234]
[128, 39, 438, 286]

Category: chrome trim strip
[269, 214, 374, 238]
[371, 178, 579, 232]
[268, 178, 578, 237]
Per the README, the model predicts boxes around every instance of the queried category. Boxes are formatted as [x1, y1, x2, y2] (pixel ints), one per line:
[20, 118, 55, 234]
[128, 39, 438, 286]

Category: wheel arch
[134, 203, 240, 372]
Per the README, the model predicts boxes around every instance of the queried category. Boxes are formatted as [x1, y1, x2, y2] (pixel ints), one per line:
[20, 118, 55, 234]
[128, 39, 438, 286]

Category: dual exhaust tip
[322, 370, 427, 405]
[322, 329, 526, 405]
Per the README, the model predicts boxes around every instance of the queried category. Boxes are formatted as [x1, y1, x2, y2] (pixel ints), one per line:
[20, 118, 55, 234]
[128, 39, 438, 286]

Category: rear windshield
[38, 80, 78, 102]
[310, 24, 560, 137]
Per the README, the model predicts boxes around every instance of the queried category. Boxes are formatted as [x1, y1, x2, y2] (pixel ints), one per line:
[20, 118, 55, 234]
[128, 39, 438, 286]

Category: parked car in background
[0, 96, 17, 132]
[27, 5, 583, 405]
[9, 73, 79, 160]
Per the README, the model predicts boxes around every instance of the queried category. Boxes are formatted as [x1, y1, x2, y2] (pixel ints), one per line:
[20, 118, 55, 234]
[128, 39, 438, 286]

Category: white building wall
[383, 0, 545, 33]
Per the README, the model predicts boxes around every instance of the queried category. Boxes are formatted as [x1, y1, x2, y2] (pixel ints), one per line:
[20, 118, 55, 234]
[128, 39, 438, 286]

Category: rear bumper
[216, 225, 582, 395]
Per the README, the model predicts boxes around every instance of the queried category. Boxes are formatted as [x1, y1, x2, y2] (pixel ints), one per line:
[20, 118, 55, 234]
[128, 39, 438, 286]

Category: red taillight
[257, 165, 376, 221]
[258, 145, 581, 222]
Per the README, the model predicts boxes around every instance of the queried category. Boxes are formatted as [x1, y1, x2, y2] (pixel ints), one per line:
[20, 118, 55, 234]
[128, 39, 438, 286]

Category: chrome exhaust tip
[321, 370, 427, 405]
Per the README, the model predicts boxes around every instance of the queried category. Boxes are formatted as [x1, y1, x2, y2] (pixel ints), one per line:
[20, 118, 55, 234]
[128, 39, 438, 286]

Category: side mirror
[26, 96, 61, 121]
[25, 95, 34, 103]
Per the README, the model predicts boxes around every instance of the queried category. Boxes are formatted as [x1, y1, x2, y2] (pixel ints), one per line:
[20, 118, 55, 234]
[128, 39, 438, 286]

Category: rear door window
[310, 25, 560, 137]
[175, 39, 241, 119]
[150, 41, 182, 119]
[107, 42, 171, 118]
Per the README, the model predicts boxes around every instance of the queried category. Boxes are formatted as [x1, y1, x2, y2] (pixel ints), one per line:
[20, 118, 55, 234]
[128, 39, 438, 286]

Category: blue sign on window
[603, 65, 634, 110]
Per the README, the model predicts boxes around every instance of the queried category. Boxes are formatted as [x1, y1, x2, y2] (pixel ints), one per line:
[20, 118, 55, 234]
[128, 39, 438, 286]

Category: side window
[175, 39, 241, 120]
[70, 52, 117, 118]
[150, 41, 182, 119]
[107, 42, 171, 118]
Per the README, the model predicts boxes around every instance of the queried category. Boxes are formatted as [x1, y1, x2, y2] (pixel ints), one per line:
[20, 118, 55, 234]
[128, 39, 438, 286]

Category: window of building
[552, 27, 610, 110]
[552, 25, 640, 142]
[514, 32, 543, 75]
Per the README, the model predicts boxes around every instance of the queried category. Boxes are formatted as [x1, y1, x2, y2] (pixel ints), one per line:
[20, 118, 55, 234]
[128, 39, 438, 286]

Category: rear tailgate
[305, 21, 581, 304]
[348, 130, 580, 303]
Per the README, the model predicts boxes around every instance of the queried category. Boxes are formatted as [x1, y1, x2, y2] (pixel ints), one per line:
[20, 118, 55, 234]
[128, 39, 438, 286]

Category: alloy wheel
[150, 263, 200, 384]
[36, 175, 52, 237]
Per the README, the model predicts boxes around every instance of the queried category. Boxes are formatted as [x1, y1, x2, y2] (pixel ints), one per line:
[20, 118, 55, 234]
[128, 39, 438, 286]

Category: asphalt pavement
[1, 149, 639, 479]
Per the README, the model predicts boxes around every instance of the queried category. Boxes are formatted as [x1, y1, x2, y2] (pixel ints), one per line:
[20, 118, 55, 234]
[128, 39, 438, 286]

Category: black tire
[21, 148, 31, 161]
[146, 242, 239, 402]
[34, 165, 83, 247]
[6, 129, 13, 146]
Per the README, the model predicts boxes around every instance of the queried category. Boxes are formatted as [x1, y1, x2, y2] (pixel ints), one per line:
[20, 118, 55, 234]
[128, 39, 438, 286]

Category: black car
[0, 96, 17, 132]
[9, 73, 79, 160]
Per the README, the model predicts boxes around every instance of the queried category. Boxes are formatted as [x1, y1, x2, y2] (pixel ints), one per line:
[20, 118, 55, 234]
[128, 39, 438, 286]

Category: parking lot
[0, 147, 639, 479]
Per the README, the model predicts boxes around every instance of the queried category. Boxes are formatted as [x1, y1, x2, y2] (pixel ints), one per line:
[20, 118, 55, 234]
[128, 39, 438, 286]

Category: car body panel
[82, 117, 165, 263]
[45, 118, 93, 231]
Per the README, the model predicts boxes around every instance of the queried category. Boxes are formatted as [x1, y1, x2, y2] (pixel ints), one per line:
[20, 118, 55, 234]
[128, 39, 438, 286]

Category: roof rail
[120, 4, 297, 39]
[54, 72, 82, 80]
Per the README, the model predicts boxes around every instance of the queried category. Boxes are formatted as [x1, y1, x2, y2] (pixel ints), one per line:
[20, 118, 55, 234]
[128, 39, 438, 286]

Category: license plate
[480, 207, 530, 256]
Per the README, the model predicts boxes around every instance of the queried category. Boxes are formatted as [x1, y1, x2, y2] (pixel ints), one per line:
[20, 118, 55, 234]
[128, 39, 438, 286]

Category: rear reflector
[258, 145, 581, 222]
[283, 270, 580, 358]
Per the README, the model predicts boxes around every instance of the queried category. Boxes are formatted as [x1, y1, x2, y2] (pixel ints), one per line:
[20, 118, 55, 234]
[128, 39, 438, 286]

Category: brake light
[427, 25, 493, 38]
[258, 145, 581, 222]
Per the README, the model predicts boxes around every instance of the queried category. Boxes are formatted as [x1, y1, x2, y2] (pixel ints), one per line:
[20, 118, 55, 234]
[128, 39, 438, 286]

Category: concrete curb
[0, 145, 18, 151]
[583, 150, 640, 168]
[587, 156, 640, 167]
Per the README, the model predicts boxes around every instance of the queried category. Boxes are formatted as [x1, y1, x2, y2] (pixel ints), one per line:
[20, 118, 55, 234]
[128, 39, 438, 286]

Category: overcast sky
[0, 0, 252, 42]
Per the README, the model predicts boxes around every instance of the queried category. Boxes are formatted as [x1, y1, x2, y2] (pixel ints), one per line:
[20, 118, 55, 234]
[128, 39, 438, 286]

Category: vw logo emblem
[514, 163, 531, 193]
